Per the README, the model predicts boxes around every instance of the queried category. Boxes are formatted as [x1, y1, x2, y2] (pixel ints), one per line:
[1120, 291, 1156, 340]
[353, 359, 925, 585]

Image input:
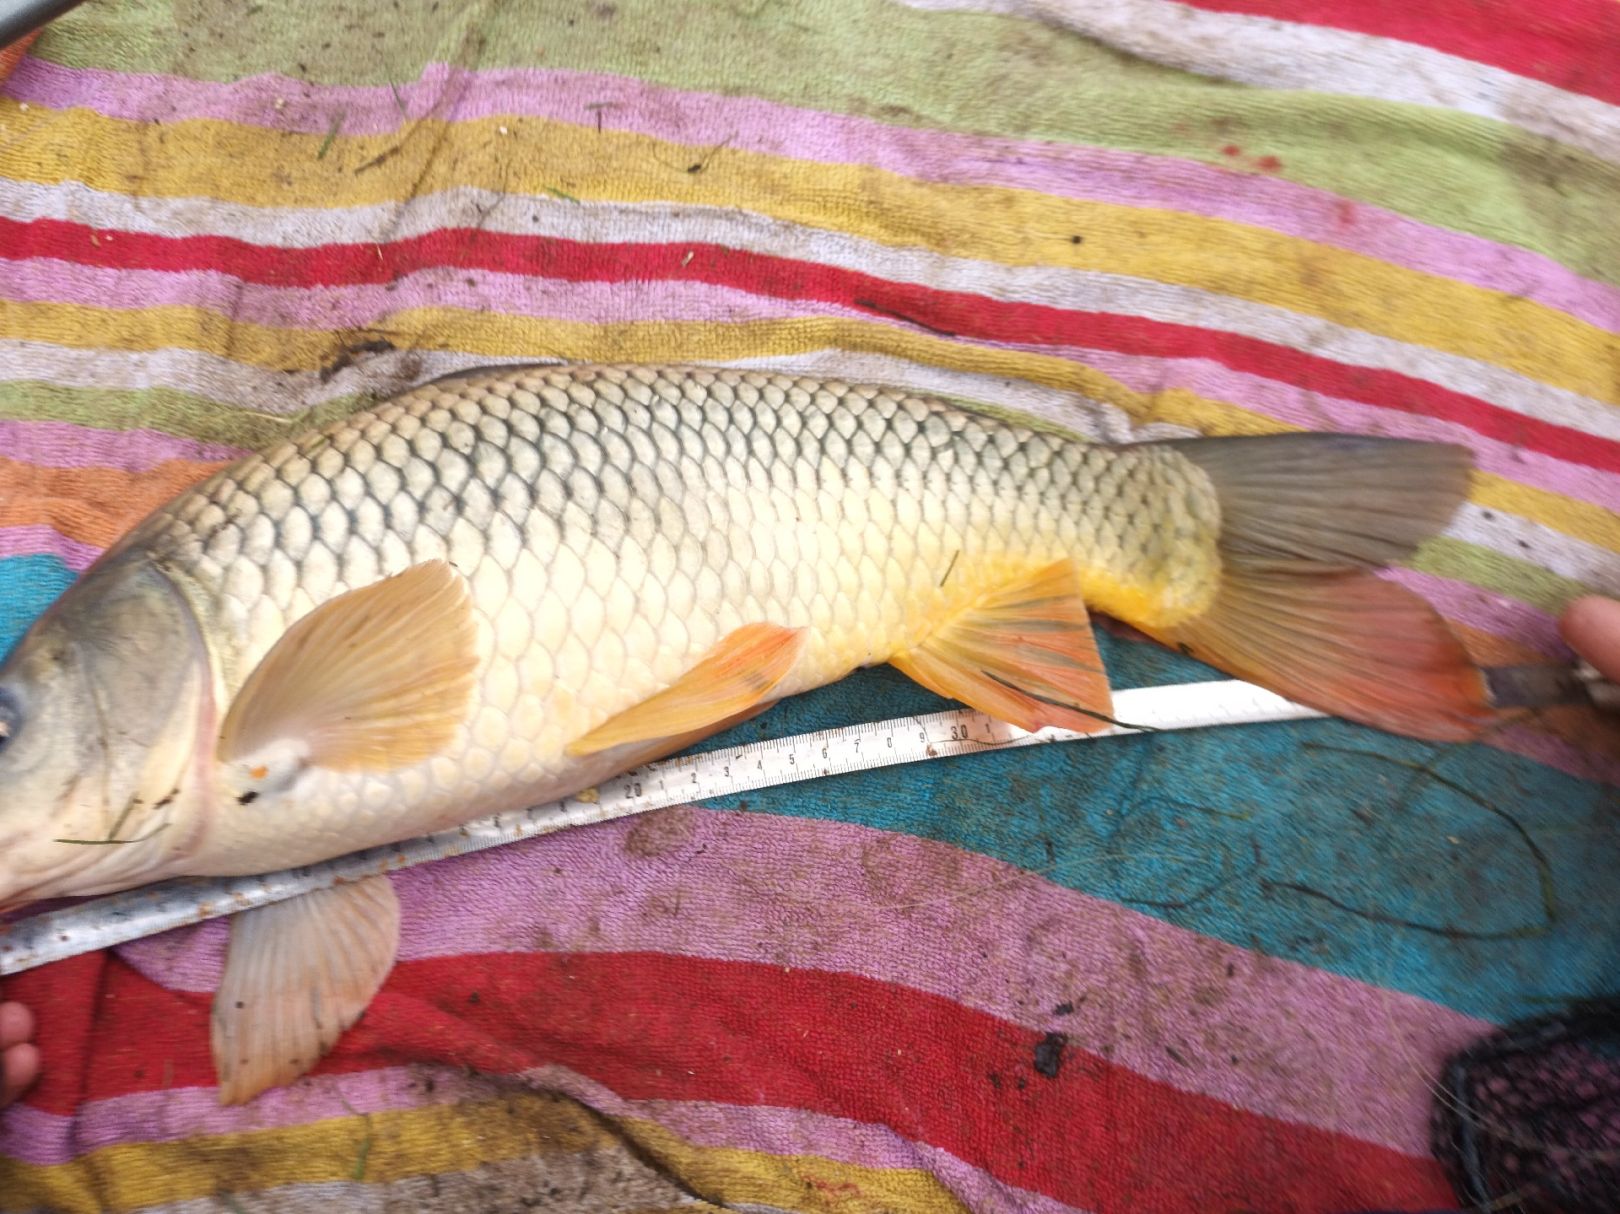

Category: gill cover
[0, 551, 212, 905]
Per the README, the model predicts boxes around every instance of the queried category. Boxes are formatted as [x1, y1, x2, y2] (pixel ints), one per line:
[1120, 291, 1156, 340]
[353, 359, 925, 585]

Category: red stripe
[11, 951, 1454, 1211]
[5, 214, 1615, 475]
[1177, 0, 1620, 106]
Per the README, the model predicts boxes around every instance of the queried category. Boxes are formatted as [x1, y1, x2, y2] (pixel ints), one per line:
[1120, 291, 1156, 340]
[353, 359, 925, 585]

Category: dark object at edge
[0, 0, 87, 51]
[1432, 997, 1620, 1213]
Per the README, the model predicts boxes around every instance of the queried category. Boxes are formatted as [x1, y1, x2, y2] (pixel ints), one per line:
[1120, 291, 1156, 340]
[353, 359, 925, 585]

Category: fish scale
[109, 364, 1219, 875]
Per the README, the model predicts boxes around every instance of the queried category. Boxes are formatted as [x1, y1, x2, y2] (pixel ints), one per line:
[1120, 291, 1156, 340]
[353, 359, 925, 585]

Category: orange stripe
[0, 457, 225, 549]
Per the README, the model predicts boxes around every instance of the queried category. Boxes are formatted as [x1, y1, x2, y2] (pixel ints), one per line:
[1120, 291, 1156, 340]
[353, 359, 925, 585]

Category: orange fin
[1151, 563, 1492, 742]
[891, 560, 1113, 734]
[211, 875, 400, 1105]
[567, 623, 806, 757]
[218, 561, 480, 775]
[583, 704, 774, 776]
[1156, 432, 1493, 741]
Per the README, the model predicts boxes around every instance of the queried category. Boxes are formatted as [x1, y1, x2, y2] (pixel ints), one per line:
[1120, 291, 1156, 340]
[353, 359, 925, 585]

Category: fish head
[0, 551, 214, 910]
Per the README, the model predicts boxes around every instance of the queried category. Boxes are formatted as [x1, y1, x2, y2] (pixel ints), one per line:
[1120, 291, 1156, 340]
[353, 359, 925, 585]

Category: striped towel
[1, 1, 1616, 1211]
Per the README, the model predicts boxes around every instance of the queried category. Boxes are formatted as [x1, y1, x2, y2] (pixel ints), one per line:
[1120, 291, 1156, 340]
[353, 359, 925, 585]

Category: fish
[0, 363, 1493, 1102]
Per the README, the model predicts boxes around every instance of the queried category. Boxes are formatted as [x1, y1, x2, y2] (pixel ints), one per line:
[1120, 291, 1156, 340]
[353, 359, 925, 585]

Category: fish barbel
[0, 363, 1492, 1101]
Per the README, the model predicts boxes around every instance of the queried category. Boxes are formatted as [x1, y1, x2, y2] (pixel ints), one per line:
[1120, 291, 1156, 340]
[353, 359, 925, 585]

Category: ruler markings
[0, 680, 1321, 974]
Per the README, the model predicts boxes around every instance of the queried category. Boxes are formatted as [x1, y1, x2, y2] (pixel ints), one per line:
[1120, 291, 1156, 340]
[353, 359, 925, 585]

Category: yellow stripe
[3, 298, 1613, 553]
[2, 103, 1617, 405]
[5, 1095, 964, 1214]
[620, 1112, 967, 1214]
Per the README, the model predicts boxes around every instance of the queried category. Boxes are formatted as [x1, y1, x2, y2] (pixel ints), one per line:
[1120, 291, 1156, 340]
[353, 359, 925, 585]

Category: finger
[1560, 596, 1620, 683]
[0, 1002, 34, 1050]
[0, 1042, 40, 1109]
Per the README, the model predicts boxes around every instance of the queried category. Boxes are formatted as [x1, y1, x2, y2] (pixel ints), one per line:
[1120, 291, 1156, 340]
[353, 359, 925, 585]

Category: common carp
[0, 363, 1492, 1101]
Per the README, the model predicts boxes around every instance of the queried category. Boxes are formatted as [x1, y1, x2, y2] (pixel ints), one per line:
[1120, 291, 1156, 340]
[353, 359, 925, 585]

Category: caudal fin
[1148, 434, 1494, 742]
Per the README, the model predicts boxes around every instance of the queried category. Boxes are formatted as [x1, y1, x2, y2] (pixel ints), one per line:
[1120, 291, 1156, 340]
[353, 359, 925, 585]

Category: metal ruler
[0, 679, 1322, 975]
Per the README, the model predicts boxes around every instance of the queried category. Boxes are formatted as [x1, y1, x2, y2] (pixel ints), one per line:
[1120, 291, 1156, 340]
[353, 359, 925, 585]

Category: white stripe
[0, 338, 1181, 442]
[0, 338, 538, 413]
[1452, 502, 1620, 593]
[3, 181, 1616, 439]
[898, 0, 1620, 164]
[4, 339, 1608, 593]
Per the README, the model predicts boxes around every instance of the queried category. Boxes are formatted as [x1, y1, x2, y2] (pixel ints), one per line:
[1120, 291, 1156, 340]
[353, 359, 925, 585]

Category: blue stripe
[697, 633, 1618, 1026]
[0, 554, 75, 661]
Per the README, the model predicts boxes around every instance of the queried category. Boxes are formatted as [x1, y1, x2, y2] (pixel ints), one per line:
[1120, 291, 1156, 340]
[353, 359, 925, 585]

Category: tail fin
[1147, 434, 1494, 742]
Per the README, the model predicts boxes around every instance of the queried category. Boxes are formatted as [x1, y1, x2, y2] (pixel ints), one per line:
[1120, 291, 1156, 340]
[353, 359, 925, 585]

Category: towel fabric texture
[0, 1, 1616, 1210]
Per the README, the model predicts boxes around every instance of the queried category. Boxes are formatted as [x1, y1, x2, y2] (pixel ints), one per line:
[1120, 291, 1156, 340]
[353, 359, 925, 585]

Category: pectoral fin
[211, 876, 401, 1105]
[218, 560, 480, 775]
[892, 560, 1114, 734]
[567, 623, 806, 757]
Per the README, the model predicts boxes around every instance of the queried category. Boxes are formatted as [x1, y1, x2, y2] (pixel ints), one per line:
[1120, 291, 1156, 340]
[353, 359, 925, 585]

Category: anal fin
[567, 623, 806, 757]
[211, 875, 401, 1105]
[891, 560, 1114, 734]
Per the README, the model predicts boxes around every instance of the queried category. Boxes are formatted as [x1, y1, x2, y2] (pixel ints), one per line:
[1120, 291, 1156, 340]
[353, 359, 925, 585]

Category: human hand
[1560, 596, 1620, 683]
[0, 1002, 38, 1109]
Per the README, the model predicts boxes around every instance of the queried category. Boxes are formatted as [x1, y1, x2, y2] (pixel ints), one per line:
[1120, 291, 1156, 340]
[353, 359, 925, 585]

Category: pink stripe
[0, 419, 243, 471]
[1041, 341, 1620, 507]
[1385, 567, 1563, 656]
[0, 525, 98, 571]
[0, 1062, 1081, 1210]
[1494, 720, 1620, 786]
[0, 257, 854, 331]
[5, 257, 1610, 509]
[112, 808, 1483, 1157]
[8, 59, 1619, 336]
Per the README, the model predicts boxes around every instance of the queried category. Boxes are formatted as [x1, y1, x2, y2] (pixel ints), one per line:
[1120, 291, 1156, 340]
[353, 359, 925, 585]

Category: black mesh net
[1427, 997, 1620, 1213]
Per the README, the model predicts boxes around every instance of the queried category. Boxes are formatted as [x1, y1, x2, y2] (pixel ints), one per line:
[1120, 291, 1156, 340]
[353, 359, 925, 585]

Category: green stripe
[0, 381, 367, 449]
[32, 0, 1620, 286]
[1412, 537, 1594, 612]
